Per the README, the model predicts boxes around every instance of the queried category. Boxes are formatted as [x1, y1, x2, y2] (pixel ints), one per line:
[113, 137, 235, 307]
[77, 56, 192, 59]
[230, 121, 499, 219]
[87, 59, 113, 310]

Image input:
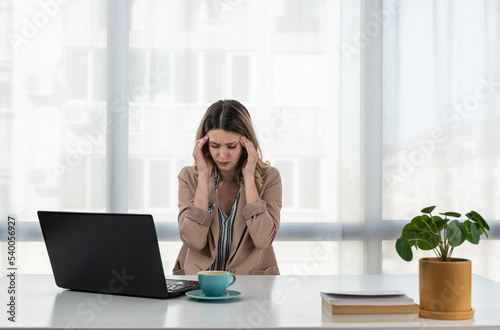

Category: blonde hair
[194, 100, 271, 193]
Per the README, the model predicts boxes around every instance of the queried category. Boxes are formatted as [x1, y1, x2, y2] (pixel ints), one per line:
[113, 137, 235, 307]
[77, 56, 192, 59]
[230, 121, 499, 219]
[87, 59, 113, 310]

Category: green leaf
[421, 206, 436, 214]
[470, 211, 490, 231]
[402, 223, 420, 237]
[467, 222, 481, 244]
[440, 212, 461, 218]
[422, 215, 440, 234]
[401, 223, 421, 249]
[431, 216, 447, 231]
[447, 220, 468, 247]
[416, 232, 440, 250]
[396, 237, 413, 261]
[404, 215, 440, 250]
[412, 214, 439, 234]
[410, 215, 426, 228]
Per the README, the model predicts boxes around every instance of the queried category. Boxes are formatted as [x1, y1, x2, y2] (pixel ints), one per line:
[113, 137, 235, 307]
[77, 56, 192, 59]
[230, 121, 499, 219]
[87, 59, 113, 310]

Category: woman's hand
[239, 136, 258, 180]
[193, 134, 213, 177]
[240, 135, 259, 204]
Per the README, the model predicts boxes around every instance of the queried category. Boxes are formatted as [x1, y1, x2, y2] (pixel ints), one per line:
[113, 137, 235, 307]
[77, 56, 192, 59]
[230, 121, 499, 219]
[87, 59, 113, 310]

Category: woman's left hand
[239, 136, 258, 180]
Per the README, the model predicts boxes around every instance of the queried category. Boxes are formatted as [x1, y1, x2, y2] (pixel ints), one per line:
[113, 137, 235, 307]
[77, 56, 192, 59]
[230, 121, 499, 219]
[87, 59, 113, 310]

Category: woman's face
[207, 129, 243, 172]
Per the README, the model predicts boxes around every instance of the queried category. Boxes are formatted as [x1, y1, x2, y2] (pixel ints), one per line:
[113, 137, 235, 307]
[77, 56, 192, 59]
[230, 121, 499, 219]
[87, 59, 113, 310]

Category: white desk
[1, 274, 499, 329]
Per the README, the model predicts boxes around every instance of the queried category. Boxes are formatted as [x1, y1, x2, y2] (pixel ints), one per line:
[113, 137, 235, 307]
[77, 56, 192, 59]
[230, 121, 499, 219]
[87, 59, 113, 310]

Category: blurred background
[1, 0, 499, 280]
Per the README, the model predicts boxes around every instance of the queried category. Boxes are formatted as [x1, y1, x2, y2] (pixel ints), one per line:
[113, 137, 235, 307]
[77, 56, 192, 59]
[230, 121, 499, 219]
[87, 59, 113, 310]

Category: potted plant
[395, 206, 490, 320]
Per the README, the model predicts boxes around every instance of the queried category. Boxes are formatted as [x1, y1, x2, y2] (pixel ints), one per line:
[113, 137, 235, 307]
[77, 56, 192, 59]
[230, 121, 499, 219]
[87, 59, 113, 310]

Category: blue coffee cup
[198, 271, 236, 297]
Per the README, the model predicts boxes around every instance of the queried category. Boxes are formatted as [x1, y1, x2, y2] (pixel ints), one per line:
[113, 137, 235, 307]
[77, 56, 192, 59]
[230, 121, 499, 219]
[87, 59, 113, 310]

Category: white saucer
[186, 289, 241, 300]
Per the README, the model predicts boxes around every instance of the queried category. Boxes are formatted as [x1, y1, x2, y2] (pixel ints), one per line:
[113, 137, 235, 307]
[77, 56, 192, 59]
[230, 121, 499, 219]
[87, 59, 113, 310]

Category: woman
[173, 100, 282, 275]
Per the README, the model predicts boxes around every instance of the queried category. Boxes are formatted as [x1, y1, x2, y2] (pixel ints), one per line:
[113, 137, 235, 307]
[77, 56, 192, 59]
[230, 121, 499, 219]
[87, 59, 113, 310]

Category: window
[1, 0, 498, 282]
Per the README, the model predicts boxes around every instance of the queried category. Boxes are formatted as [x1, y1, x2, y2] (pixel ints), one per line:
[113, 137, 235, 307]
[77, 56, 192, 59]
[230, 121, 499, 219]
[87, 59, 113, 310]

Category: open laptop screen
[38, 211, 194, 298]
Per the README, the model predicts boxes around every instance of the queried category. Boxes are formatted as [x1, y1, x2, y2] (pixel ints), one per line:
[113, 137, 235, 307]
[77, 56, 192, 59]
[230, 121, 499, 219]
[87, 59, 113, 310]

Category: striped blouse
[208, 170, 242, 271]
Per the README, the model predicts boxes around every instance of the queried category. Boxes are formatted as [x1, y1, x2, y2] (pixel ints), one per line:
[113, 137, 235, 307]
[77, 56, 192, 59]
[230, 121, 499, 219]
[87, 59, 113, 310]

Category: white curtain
[381, 0, 500, 280]
[1, 0, 498, 281]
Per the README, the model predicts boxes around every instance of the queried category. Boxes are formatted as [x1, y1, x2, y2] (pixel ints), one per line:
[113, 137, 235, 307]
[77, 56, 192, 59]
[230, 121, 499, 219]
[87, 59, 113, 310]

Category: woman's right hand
[193, 134, 213, 176]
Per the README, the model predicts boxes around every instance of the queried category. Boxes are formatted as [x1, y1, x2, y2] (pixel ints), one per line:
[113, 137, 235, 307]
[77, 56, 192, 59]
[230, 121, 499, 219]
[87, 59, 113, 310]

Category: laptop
[37, 210, 199, 298]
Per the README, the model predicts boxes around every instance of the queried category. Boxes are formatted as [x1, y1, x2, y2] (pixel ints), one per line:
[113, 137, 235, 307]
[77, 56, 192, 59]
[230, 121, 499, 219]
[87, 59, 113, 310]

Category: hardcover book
[320, 290, 419, 316]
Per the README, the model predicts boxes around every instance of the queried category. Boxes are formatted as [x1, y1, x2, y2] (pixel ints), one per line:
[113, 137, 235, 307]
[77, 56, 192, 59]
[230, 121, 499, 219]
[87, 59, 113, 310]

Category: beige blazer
[172, 166, 282, 275]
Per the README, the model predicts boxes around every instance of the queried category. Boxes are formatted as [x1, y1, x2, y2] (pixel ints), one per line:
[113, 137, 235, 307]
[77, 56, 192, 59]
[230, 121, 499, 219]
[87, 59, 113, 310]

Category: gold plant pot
[419, 257, 474, 320]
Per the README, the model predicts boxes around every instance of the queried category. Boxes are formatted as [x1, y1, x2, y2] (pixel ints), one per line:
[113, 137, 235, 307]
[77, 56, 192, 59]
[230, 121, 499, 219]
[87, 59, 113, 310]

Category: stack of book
[321, 290, 420, 323]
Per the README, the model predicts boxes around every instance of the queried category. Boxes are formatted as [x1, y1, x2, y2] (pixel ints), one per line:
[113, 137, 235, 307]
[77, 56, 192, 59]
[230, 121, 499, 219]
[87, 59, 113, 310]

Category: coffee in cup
[198, 270, 236, 297]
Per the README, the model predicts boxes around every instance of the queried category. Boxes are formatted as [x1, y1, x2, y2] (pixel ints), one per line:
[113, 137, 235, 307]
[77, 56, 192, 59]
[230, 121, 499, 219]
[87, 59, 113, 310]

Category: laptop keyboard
[166, 280, 198, 292]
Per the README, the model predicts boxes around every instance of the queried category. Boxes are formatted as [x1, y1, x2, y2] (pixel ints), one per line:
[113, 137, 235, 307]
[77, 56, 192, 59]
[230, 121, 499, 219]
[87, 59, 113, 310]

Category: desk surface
[1, 274, 499, 329]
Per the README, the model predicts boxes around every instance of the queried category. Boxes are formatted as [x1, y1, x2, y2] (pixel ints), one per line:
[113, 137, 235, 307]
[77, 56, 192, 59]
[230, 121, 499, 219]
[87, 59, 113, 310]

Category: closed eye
[210, 144, 237, 149]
